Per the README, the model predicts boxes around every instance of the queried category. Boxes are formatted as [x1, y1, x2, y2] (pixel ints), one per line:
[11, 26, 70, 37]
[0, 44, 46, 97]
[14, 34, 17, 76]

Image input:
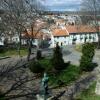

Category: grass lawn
[38, 59, 80, 87]
[49, 64, 80, 87]
[75, 82, 100, 100]
[0, 48, 28, 57]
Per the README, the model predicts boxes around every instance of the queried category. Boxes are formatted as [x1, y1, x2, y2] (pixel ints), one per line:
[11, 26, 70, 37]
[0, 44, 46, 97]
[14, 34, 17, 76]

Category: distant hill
[39, 10, 100, 16]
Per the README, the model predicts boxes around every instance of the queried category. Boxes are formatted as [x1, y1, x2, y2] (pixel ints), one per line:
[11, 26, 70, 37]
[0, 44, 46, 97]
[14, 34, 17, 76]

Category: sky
[39, 0, 82, 11]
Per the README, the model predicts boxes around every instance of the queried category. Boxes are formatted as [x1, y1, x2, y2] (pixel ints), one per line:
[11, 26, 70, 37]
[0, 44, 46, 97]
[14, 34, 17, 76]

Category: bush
[80, 43, 95, 72]
[36, 50, 42, 60]
[0, 46, 5, 53]
[51, 43, 65, 70]
[0, 91, 5, 100]
[29, 61, 44, 73]
[49, 65, 80, 86]
[39, 59, 53, 72]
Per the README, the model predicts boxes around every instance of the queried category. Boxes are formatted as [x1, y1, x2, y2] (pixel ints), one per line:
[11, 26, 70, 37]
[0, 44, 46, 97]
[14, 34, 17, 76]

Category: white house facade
[49, 25, 99, 48]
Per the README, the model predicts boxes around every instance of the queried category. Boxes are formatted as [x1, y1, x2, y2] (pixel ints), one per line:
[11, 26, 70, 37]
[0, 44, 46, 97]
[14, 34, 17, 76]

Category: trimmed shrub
[39, 59, 53, 72]
[51, 43, 65, 70]
[36, 50, 42, 60]
[0, 46, 5, 53]
[29, 61, 44, 73]
[80, 43, 95, 72]
[0, 91, 5, 100]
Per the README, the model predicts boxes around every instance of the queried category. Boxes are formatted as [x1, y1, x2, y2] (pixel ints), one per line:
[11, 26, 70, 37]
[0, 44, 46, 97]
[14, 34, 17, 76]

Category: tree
[36, 49, 42, 60]
[26, 19, 48, 61]
[29, 60, 44, 73]
[80, 43, 95, 71]
[81, 0, 100, 48]
[0, 60, 39, 100]
[0, 0, 47, 60]
[51, 43, 65, 70]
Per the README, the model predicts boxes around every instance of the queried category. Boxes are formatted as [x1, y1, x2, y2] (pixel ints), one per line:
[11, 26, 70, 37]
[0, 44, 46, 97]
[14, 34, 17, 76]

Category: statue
[37, 73, 49, 100]
[41, 73, 49, 95]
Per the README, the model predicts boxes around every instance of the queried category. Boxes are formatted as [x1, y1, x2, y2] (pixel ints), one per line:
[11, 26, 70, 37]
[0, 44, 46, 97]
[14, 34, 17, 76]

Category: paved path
[0, 54, 34, 66]
[62, 46, 100, 66]
[62, 46, 81, 65]
[0, 46, 100, 67]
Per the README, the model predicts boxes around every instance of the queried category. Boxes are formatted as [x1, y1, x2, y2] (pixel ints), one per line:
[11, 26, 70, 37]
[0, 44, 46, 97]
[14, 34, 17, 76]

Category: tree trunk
[27, 39, 32, 61]
[97, 32, 100, 49]
[17, 32, 22, 57]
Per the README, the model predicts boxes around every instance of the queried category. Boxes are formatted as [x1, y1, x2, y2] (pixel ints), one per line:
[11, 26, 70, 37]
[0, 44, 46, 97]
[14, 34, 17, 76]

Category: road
[0, 54, 34, 66]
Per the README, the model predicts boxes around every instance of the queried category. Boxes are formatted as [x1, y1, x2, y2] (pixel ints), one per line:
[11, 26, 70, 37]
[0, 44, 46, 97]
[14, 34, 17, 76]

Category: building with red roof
[49, 25, 99, 47]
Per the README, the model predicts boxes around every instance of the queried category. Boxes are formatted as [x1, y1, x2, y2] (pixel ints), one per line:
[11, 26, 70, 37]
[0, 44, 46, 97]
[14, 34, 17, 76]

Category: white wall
[0, 41, 4, 45]
[50, 33, 98, 48]
[50, 35, 55, 48]
[0, 37, 4, 45]
[32, 39, 39, 46]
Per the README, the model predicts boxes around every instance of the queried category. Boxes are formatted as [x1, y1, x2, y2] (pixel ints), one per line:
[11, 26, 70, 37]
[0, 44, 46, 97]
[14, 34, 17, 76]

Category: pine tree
[51, 43, 65, 70]
[80, 43, 95, 71]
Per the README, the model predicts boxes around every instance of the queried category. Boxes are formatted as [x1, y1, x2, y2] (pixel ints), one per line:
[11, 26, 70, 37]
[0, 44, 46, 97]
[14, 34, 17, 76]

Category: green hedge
[80, 43, 95, 72]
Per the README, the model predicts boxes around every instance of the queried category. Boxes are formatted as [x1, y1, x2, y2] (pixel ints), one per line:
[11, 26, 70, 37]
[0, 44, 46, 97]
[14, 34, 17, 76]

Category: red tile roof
[52, 28, 69, 36]
[66, 25, 100, 33]
[51, 25, 100, 37]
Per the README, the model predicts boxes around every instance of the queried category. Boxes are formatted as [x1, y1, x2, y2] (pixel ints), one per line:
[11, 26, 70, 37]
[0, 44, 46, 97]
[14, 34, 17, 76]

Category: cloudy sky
[40, 0, 82, 11]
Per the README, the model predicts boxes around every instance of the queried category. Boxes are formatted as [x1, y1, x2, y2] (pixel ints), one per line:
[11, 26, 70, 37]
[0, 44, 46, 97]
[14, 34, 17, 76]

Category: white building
[0, 37, 4, 45]
[49, 25, 99, 48]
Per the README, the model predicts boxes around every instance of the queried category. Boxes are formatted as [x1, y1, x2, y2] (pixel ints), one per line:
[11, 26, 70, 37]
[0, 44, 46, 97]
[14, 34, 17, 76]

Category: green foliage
[36, 50, 42, 60]
[39, 59, 53, 72]
[59, 65, 80, 84]
[29, 61, 44, 73]
[0, 92, 5, 100]
[51, 44, 65, 70]
[0, 46, 5, 53]
[0, 48, 27, 57]
[49, 65, 80, 86]
[29, 59, 52, 73]
[80, 43, 95, 71]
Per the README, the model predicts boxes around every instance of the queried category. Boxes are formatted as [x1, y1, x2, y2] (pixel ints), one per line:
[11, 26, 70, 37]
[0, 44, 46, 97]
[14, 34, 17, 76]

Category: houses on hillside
[0, 12, 99, 48]
[49, 25, 99, 48]
[0, 25, 99, 48]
